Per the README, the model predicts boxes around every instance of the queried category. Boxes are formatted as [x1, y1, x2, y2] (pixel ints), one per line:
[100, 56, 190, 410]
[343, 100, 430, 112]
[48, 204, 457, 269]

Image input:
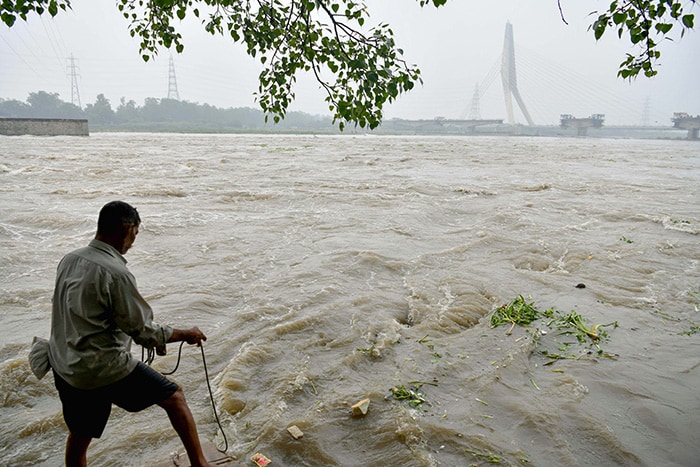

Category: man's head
[96, 201, 141, 254]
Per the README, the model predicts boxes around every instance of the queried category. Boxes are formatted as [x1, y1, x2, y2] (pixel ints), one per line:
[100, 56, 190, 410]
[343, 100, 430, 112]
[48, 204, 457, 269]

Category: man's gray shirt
[48, 239, 173, 390]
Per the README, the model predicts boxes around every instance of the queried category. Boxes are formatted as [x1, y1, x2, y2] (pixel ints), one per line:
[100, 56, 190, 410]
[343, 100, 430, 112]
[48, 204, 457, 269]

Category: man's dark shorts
[53, 362, 179, 438]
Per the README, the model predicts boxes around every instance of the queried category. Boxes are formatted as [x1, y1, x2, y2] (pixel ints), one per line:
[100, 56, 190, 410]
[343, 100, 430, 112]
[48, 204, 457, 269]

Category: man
[45, 200, 215, 467]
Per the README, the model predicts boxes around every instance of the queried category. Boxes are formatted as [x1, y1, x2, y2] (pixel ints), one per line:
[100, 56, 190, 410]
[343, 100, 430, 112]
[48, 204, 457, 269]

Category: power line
[39, 16, 67, 71]
[515, 47, 647, 124]
[0, 34, 42, 76]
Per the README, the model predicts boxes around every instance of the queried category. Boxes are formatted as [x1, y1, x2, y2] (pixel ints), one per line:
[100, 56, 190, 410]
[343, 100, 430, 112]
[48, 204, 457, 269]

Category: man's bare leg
[158, 387, 214, 467]
[65, 432, 92, 467]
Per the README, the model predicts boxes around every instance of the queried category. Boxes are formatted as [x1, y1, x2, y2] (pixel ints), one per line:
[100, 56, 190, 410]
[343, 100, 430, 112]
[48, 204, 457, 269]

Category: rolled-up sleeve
[110, 270, 173, 349]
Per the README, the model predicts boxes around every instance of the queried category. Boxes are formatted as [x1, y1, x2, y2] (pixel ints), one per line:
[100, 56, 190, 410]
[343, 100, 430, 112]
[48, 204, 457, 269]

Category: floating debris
[529, 378, 540, 391]
[490, 295, 541, 335]
[491, 296, 619, 361]
[250, 453, 272, 467]
[390, 385, 427, 409]
[351, 398, 371, 416]
[549, 310, 618, 347]
[465, 448, 501, 464]
[287, 425, 304, 440]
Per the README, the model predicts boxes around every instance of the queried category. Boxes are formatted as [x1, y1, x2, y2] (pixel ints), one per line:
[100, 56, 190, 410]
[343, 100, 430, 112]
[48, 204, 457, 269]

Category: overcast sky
[1, 0, 698, 125]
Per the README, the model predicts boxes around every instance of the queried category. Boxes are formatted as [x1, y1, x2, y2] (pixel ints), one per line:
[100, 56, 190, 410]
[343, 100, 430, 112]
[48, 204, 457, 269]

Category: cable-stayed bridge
[463, 22, 649, 126]
[382, 22, 698, 139]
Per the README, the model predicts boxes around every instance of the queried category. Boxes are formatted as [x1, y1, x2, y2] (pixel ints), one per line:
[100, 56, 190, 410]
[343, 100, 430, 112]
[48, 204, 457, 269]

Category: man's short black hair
[97, 201, 141, 236]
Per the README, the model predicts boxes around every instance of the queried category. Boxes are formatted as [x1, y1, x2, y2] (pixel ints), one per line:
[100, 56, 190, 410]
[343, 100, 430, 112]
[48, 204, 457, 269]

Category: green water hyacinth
[490, 295, 542, 335]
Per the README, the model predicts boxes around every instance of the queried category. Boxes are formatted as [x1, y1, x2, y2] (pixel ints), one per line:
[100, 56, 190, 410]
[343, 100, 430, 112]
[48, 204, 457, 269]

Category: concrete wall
[0, 118, 89, 136]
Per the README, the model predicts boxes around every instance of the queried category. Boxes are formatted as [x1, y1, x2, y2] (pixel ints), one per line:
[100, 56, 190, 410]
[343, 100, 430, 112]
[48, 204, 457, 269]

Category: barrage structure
[560, 114, 605, 137]
[672, 113, 700, 140]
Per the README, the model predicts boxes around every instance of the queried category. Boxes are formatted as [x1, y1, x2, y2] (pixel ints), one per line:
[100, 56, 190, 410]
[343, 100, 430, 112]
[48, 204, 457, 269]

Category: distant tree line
[0, 91, 337, 133]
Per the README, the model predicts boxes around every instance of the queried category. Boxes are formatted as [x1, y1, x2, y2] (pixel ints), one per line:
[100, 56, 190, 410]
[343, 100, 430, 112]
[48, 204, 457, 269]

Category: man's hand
[169, 327, 207, 346]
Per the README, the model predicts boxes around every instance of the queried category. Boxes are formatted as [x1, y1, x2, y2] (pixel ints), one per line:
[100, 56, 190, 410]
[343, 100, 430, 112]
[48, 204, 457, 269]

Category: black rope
[142, 346, 155, 366]
[144, 341, 229, 454]
[160, 341, 185, 376]
[200, 343, 229, 453]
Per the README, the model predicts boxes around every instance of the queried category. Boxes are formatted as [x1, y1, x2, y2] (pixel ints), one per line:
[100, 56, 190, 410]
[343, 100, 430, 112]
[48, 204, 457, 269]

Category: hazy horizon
[1, 1, 698, 126]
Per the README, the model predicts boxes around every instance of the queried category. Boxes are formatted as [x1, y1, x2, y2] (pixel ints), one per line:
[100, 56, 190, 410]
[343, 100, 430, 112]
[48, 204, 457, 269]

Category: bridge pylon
[501, 22, 534, 126]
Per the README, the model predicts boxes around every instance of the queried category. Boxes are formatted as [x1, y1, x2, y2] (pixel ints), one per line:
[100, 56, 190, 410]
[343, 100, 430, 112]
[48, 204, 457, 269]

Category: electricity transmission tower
[501, 22, 533, 125]
[66, 54, 82, 108]
[167, 55, 180, 100]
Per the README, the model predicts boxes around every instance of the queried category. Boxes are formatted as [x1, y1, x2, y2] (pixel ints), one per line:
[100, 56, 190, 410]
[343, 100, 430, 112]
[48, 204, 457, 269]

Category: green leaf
[594, 21, 606, 40]
[682, 14, 694, 28]
[655, 22, 673, 34]
[613, 12, 627, 25]
[1, 13, 17, 27]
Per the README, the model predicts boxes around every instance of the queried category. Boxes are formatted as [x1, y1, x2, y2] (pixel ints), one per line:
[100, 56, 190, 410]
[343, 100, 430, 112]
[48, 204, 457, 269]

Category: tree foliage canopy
[584, 0, 696, 78]
[1, 0, 695, 128]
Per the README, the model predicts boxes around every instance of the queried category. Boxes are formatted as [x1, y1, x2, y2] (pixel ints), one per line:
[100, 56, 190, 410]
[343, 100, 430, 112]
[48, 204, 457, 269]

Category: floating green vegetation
[356, 345, 383, 359]
[390, 384, 427, 409]
[465, 448, 501, 464]
[418, 334, 435, 350]
[619, 236, 634, 243]
[490, 295, 541, 335]
[389, 381, 438, 409]
[680, 325, 700, 336]
[271, 146, 299, 152]
[491, 296, 619, 361]
[549, 310, 618, 348]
